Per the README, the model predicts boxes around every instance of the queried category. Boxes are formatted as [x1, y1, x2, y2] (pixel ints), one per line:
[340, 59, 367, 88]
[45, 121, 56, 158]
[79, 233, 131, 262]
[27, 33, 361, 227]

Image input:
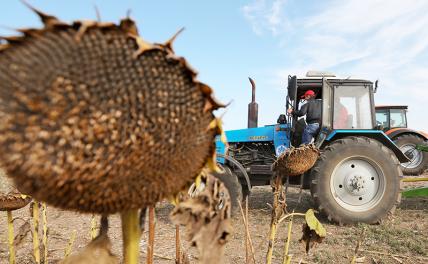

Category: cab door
[322, 78, 333, 129]
[314, 78, 333, 146]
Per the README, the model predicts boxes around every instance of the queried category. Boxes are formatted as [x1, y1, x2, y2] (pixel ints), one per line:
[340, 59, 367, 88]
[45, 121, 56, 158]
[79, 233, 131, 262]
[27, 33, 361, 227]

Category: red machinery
[375, 105, 427, 175]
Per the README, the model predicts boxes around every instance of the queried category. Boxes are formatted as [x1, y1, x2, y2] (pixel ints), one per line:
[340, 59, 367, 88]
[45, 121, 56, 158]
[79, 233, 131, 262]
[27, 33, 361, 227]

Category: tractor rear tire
[310, 136, 401, 224]
[393, 134, 428, 175]
[213, 164, 243, 216]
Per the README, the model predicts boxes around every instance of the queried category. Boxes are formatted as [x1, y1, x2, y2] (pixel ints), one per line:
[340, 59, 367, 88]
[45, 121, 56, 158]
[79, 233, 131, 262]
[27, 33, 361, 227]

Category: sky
[1, 0, 427, 131]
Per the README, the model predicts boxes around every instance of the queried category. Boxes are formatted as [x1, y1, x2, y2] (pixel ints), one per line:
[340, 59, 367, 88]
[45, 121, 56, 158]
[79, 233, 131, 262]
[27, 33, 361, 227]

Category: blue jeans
[302, 123, 320, 144]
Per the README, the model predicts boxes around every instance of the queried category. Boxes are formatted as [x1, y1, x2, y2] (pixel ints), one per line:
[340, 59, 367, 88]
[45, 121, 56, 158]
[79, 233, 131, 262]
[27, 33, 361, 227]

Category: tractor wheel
[213, 164, 243, 215]
[310, 137, 401, 224]
[393, 134, 428, 175]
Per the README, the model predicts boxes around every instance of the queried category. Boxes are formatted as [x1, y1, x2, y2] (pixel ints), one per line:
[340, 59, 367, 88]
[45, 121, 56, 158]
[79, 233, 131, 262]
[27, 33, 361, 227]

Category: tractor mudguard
[216, 153, 252, 193]
[385, 128, 428, 141]
[325, 130, 410, 163]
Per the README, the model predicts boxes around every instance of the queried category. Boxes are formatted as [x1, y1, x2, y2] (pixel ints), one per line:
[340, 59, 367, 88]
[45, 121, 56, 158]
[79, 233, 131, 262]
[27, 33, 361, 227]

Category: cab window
[390, 109, 406, 128]
[375, 109, 388, 128]
[333, 85, 373, 129]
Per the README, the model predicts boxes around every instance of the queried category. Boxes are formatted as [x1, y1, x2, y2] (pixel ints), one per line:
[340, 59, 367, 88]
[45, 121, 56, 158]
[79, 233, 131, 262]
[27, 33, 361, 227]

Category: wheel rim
[330, 157, 386, 212]
[400, 144, 423, 169]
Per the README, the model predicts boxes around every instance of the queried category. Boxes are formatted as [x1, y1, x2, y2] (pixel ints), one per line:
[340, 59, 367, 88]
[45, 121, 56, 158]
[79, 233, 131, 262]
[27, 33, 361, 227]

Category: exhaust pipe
[247, 77, 258, 128]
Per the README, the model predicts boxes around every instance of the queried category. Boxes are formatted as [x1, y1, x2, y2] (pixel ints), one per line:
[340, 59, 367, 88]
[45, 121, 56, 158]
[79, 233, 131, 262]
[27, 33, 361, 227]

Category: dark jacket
[293, 99, 322, 124]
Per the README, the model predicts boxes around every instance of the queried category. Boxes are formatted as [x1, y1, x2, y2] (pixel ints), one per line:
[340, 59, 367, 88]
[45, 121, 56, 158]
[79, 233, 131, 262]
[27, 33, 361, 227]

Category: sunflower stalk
[266, 175, 285, 264]
[175, 225, 181, 264]
[90, 214, 97, 239]
[245, 197, 249, 264]
[278, 213, 306, 224]
[64, 230, 76, 258]
[7, 211, 15, 264]
[282, 213, 294, 264]
[42, 203, 48, 264]
[238, 199, 256, 264]
[147, 206, 156, 264]
[32, 201, 41, 264]
[121, 210, 141, 264]
[266, 217, 277, 264]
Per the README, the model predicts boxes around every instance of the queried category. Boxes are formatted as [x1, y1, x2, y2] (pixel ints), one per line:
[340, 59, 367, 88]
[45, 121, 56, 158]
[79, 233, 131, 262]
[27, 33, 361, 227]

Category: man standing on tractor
[287, 90, 322, 144]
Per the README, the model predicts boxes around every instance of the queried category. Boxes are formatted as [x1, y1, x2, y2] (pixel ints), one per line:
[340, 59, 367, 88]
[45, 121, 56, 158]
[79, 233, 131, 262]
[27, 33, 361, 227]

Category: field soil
[1, 175, 427, 264]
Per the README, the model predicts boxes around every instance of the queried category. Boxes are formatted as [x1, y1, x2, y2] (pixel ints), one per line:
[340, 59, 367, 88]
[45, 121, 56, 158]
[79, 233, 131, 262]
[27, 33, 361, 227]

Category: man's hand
[287, 108, 293, 115]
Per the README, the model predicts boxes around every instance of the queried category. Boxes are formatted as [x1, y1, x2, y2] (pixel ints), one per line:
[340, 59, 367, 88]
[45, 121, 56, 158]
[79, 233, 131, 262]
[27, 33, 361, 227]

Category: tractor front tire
[393, 134, 428, 175]
[310, 137, 401, 224]
[213, 164, 243, 216]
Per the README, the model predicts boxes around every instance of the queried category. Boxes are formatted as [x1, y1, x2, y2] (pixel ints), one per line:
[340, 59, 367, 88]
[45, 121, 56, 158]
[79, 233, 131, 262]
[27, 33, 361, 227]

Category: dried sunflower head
[273, 144, 320, 177]
[0, 7, 223, 214]
[170, 171, 232, 264]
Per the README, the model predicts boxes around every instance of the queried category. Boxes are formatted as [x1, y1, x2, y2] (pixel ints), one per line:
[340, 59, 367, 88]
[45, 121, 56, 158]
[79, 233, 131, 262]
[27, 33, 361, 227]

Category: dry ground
[1, 176, 427, 264]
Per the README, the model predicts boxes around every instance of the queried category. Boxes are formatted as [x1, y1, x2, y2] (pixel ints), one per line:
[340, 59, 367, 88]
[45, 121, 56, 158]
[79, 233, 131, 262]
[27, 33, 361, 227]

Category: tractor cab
[286, 72, 376, 147]
[375, 105, 408, 131]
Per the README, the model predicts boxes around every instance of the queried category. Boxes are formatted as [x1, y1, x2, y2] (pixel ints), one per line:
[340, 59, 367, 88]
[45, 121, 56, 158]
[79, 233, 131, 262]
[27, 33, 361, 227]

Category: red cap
[301, 90, 315, 98]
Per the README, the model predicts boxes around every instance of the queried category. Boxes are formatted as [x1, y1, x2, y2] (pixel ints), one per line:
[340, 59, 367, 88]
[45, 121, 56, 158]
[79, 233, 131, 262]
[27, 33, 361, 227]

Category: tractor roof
[296, 78, 373, 89]
[375, 105, 408, 110]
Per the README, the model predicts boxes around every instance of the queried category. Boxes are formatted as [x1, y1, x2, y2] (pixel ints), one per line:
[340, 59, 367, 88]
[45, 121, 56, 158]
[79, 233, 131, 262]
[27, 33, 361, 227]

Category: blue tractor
[215, 72, 409, 224]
